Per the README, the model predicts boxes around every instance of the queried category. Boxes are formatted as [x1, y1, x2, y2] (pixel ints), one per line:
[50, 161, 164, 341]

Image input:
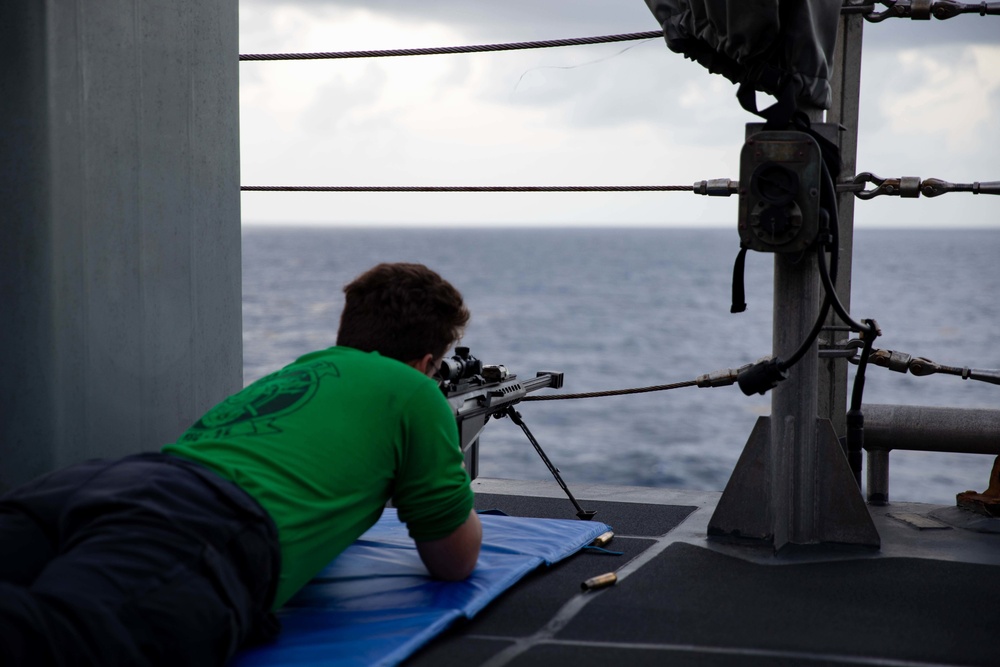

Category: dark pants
[0, 453, 280, 667]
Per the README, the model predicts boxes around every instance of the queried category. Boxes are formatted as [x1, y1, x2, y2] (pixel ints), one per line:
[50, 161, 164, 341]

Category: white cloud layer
[239, 3, 1000, 228]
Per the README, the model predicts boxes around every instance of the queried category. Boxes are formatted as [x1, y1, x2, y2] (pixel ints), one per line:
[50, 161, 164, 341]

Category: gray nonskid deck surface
[406, 479, 1000, 667]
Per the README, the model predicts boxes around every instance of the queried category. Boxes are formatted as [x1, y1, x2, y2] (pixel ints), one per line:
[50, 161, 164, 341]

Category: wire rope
[522, 379, 697, 401]
[239, 31, 665, 62]
[240, 185, 693, 192]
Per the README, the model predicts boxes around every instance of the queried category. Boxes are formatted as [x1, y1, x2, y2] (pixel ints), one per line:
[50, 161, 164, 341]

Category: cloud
[880, 46, 1000, 152]
[241, 0, 659, 39]
[488, 40, 732, 132]
[863, 14, 1000, 50]
[859, 44, 1000, 165]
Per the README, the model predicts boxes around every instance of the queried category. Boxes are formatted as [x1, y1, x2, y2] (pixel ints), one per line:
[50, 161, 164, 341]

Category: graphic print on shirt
[179, 361, 340, 442]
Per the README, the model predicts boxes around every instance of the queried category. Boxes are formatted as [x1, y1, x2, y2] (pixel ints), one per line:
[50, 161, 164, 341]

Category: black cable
[814, 147, 875, 337]
[845, 319, 879, 487]
[849, 324, 878, 413]
[817, 234, 875, 335]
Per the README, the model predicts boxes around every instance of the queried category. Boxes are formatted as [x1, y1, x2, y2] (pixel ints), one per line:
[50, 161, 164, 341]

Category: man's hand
[415, 509, 482, 580]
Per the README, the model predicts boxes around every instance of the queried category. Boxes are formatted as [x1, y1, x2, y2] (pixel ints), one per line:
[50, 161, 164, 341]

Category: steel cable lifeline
[240, 178, 997, 197]
[239, 31, 664, 61]
[522, 361, 765, 402]
[240, 185, 693, 193]
[238, 4, 997, 61]
[523, 379, 697, 401]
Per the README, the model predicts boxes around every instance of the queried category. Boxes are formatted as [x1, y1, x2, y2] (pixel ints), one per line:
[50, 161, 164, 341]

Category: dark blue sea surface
[242, 227, 1000, 505]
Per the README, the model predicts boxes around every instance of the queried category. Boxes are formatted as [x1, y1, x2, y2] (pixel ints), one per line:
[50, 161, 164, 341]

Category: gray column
[0, 1, 242, 490]
[770, 239, 824, 546]
[709, 27, 879, 547]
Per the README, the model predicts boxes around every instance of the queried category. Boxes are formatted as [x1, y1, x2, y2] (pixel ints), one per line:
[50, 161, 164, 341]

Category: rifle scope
[436, 346, 483, 382]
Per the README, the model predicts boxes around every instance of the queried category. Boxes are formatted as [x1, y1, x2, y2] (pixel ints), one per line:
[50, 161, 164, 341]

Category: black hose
[817, 234, 874, 336]
[846, 320, 879, 487]
[814, 158, 876, 337]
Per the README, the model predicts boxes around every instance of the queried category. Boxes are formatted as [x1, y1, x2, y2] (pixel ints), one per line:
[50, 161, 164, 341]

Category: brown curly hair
[336, 263, 469, 362]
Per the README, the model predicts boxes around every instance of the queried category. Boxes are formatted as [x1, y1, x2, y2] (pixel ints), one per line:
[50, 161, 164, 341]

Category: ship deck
[407, 478, 1000, 667]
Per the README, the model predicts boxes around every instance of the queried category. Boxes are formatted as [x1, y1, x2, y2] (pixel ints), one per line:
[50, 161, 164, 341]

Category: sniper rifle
[437, 347, 595, 519]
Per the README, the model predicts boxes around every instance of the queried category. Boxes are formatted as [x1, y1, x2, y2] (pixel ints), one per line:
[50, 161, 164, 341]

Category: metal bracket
[708, 416, 881, 549]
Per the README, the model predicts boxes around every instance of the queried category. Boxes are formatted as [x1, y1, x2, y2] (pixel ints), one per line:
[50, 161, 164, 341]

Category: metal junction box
[738, 129, 823, 253]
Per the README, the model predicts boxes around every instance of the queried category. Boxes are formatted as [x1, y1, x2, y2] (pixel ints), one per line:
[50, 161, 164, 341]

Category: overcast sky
[238, 2, 999, 228]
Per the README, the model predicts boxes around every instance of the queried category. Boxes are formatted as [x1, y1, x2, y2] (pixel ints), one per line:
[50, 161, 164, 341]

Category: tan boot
[957, 455, 1000, 516]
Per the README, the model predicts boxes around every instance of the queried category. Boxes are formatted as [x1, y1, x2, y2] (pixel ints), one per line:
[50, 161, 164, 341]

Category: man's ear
[408, 353, 437, 377]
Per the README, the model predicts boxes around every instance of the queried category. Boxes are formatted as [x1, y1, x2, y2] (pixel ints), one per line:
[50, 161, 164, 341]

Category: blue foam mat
[235, 508, 610, 667]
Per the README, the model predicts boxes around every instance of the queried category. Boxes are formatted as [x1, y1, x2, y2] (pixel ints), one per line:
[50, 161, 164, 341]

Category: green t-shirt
[163, 346, 474, 608]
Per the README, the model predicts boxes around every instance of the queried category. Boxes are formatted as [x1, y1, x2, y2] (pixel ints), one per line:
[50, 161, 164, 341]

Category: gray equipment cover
[644, 0, 841, 111]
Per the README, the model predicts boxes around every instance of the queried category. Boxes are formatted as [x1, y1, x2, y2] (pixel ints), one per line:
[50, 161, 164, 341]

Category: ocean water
[242, 227, 1000, 505]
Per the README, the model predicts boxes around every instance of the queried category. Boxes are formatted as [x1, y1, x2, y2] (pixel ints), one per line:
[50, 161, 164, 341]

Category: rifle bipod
[499, 405, 597, 520]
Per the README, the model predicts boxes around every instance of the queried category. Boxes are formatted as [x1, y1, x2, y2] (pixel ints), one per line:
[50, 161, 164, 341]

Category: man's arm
[415, 509, 482, 580]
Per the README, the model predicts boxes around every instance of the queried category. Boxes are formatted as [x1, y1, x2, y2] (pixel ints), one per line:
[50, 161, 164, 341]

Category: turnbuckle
[862, 0, 1000, 22]
[860, 347, 1000, 386]
[848, 172, 1000, 199]
[850, 172, 921, 199]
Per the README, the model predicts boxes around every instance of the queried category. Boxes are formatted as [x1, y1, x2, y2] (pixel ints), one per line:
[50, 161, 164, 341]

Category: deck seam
[475, 506, 706, 667]
[464, 636, 968, 667]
